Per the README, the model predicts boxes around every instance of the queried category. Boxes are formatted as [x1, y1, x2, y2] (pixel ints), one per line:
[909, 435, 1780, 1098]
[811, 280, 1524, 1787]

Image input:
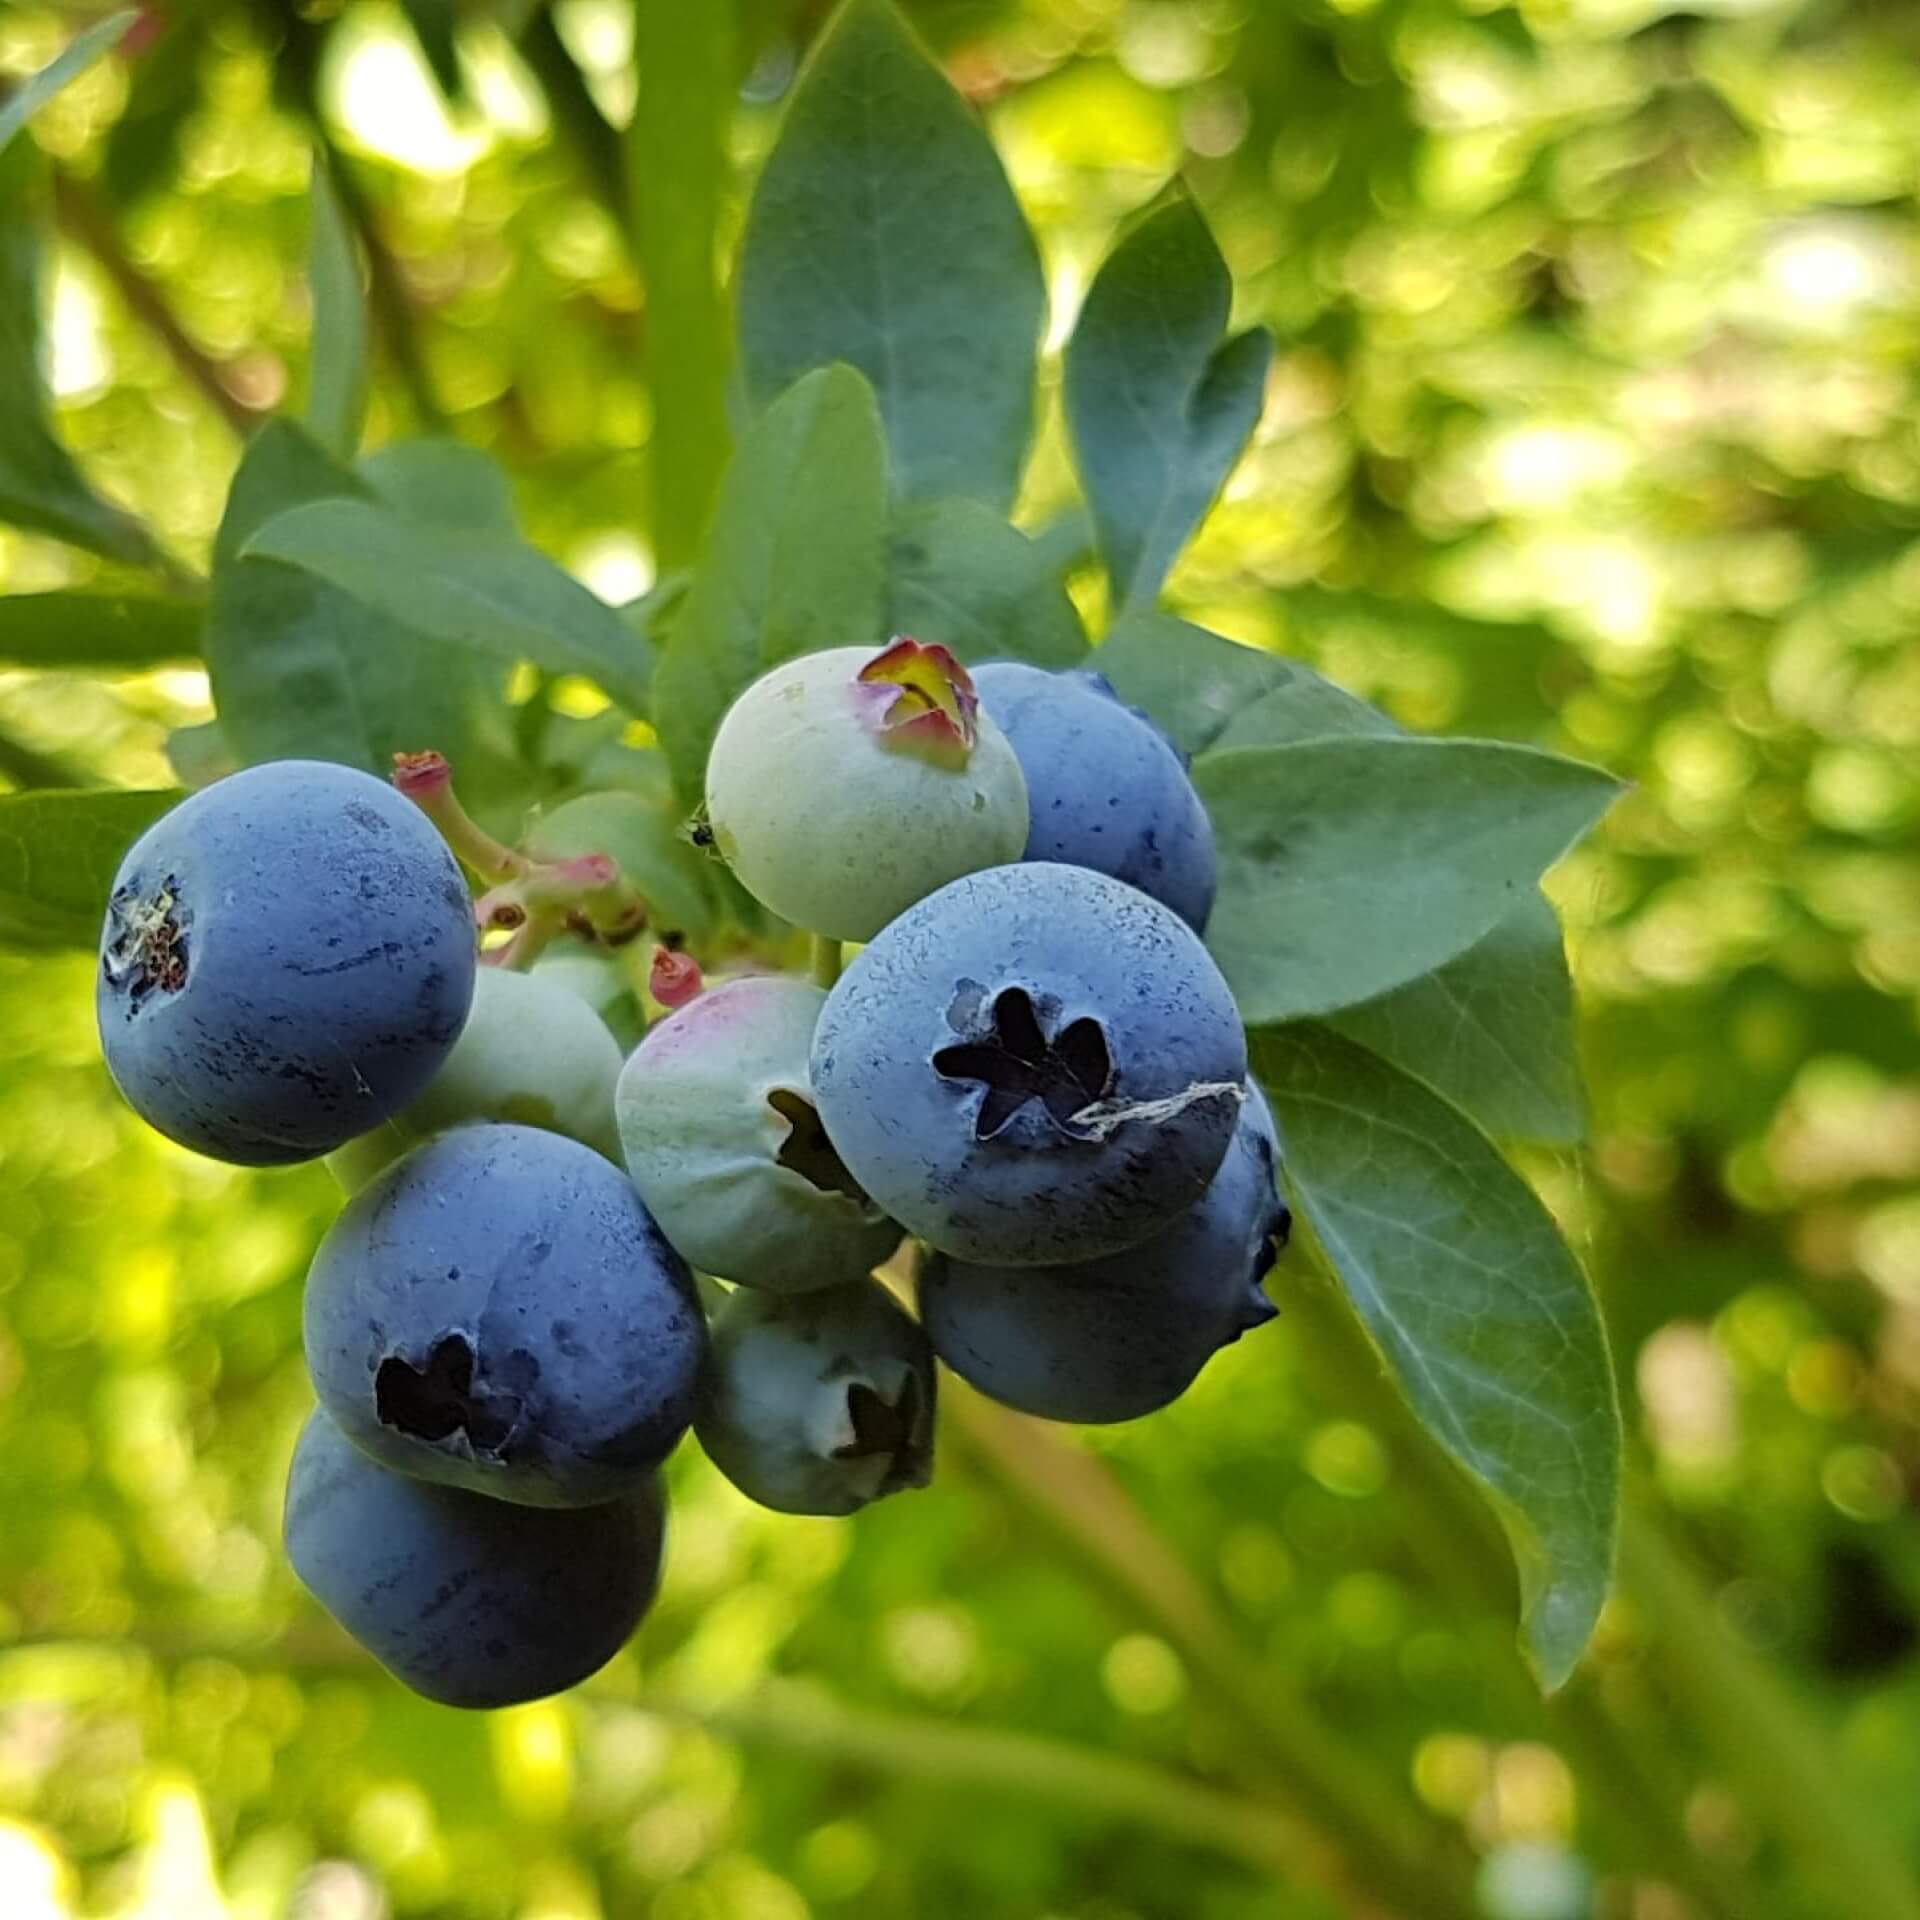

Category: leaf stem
[810, 932, 842, 989]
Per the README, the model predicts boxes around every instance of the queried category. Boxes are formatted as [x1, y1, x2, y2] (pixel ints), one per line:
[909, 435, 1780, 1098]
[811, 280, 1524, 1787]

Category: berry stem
[392, 752, 528, 887]
[810, 934, 843, 991]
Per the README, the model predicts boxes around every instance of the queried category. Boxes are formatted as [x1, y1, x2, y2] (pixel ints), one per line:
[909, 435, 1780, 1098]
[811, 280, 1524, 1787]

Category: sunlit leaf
[651, 364, 888, 799]
[888, 500, 1087, 669]
[0, 787, 181, 948]
[1194, 736, 1620, 1022]
[1254, 1023, 1619, 1688]
[1065, 194, 1271, 608]
[1327, 891, 1585, 1145]
[203, 420, 520, 794]
[735, 0, 1046, 511]
[305, 154, 369, 461]
[242, 498, 650, 714]
[357, 439, 519, 533]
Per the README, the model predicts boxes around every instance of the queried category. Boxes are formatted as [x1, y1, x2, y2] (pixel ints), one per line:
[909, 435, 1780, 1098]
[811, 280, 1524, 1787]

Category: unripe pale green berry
[695, 1278, 935, 1516]
[704, 639, 1028, 941]
[327, 967, 624, 1193]
[531, 940, 645, 1050]
[617, 975, 899, 1292]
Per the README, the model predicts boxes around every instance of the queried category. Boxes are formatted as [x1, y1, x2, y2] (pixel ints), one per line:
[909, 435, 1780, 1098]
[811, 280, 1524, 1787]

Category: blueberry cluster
[95, 643, 1288, 1710]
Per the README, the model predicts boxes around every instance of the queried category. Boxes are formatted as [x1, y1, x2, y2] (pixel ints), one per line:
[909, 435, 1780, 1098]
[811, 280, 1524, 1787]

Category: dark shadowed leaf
[1254, 1023, 1619, 1688]
[0, 592, 201, 669]
[889, 500, 1087, 669]
[1194, 736, 1620, 1022]
[735, 0, 1046, 511]
[652, 365, 888, 799]
[1065, 194, 1271, 609]
[0, 787, 181, 948]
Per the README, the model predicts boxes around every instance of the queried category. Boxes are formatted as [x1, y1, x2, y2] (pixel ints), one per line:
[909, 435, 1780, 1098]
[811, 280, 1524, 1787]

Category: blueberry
[705, 640, 1028, 941]
[531, 940, 645, 1051]
[811, 863, 1248, 1265]
[97, 758, 476, 1165]
[972, 661, 1217, 932]
[328, 967, 625, 1194]
[695, 1278, 935, 1515]
[303, 1124, 705, 1507]
[284, 1409, 665, 1708]
[918, 1085, 1289, 1422]
[617, 975, 900, 1293]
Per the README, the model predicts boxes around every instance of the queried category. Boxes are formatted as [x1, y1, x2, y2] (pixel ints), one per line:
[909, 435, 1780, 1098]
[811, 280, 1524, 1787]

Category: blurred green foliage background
[3, 0, 1920, 1915]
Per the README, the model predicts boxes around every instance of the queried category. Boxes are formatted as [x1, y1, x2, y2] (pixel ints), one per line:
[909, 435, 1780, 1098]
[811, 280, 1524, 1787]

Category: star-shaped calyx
[375, 1333, 520, 1453]
[933, 986, 1114, 1142]
[829, 1371, 931, 1496]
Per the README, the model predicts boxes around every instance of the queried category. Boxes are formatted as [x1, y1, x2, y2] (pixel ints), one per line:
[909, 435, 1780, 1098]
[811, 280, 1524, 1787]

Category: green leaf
[0, 11, 139, 157]
[1193, 736, 1620, 1022]
[631, 0, 735, 569]
[357, 439, 518, 533]
[524, 790, 717, 944]
[1326, 891, 1585, 1145]
[1254, 1023, 1619, 1688]
[203, 420, 521, 795]
[888, 500, 1087, 670]
[0, 158, 159, 569]
[305, 155, 370, 461]
[241, 498, 651, 714]
[1095, 611, 1394, 758]
[652, 365, 888, 799]
[1065, 195, 1272, 609]
[0, 787, 181, 948]
[735, 0, 1045, 512]
[0, 592, 201, 670]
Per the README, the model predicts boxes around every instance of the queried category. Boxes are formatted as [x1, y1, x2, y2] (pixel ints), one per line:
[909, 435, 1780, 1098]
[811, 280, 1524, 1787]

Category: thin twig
[49, 170, 265, 440]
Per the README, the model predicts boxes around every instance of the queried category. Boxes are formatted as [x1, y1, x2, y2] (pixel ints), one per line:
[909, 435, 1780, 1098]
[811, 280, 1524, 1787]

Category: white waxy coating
[695, 1279, 935, 1516]
[617, 975, 901, 1293]
[705, 646, 1029, 941]
[328, 967, 625, 1193]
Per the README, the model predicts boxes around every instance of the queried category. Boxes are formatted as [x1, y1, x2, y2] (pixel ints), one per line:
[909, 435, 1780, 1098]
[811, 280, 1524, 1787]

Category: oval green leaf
[1194, 735, 1621, 1022]
[1254, 1022, 1619, 1688]
[735, 0, 1046, 512]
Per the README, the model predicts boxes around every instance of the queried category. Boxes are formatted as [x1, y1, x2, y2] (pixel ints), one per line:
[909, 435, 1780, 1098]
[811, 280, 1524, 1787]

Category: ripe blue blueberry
[97, 758, 476, 1165]
[705, 639, 1028, 941]
[284, 1409, 665, 1709]
[327, 966, 625, 1194]
[918, 1085, 1289, 1423]
[304, 1124, 705, 1508]
[811, 863, 1248, 1265]
[695, 1278, 935, 1515]
[971, 661, 1217, 932]
[617, 976, 900, 1293]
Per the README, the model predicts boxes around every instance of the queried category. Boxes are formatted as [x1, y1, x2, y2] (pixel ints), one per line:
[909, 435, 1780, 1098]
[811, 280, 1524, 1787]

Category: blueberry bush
[2, 2, 1918, 1917]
